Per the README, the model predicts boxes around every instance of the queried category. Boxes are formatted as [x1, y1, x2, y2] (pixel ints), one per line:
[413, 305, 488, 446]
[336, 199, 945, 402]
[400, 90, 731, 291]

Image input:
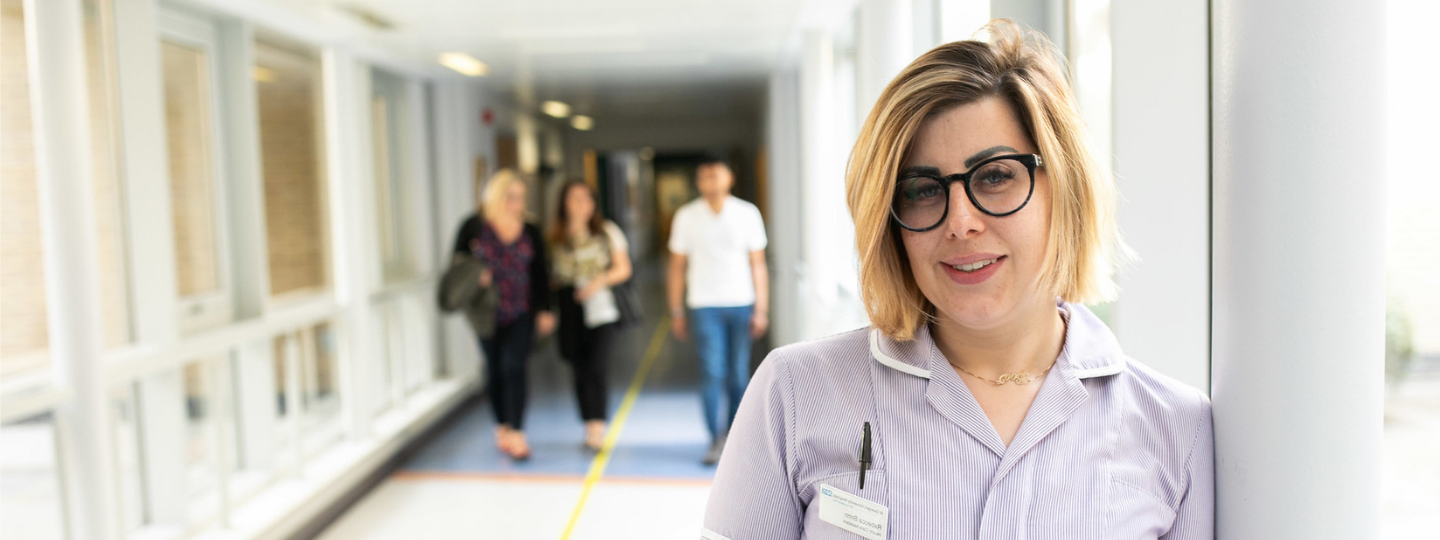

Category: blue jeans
[690, 305, 754, 438]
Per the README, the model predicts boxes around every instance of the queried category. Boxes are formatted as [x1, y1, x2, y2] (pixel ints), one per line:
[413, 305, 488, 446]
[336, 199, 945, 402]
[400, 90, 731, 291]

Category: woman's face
[565, 184, 596, 225]
[502, 181, 526, 219]
[899, 96, 1052, 331]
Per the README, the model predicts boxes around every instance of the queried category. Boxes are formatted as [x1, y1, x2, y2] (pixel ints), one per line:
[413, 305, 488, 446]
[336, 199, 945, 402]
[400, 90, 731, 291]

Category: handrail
[0, 384, 71, 424]
[2, 276, 441, 422]
[368, 271, 439, 304]
[104, 296, 342, 385]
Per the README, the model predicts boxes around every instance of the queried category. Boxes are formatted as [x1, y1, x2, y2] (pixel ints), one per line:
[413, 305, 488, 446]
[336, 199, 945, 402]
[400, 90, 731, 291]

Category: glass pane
[83, 0, 131, 348]
[162, 40, 222, 298]
[369, 308, 393, 416]
[371, 70, 412, 284]
[0, 0, 51, 376]
[372, 97, 399, 279]
[303, 323, 341, 455]
[111, 383, 146, 532]
[256, 42, 329, 297]
[1384, 1, 1440, 534]
[0, 414, 67, 540]
[183, 361, 220, 522]
[271, 335, 297, 472]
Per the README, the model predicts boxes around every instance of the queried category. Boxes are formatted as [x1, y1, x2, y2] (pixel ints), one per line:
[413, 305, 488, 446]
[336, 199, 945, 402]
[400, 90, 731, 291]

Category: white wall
[1110, 0, 1210, 391]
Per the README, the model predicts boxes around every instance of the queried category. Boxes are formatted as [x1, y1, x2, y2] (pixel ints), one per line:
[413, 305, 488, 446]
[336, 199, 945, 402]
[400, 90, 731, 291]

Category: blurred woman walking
[548, 181, 633, 452]
[448, 169, 555, 460]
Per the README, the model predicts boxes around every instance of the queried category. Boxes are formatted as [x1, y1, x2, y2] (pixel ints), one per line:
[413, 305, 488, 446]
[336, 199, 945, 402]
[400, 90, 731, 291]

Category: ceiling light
[571, 115, 594, 131]
[253, 66, 278, 83]
[438, 53, 488, 77]
[542, 101, 571, 118]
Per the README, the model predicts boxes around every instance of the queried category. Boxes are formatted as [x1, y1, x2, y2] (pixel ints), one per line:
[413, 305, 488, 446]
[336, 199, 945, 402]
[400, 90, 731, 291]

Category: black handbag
[612, 279, 643, 329]
[601, 227, 644, 329]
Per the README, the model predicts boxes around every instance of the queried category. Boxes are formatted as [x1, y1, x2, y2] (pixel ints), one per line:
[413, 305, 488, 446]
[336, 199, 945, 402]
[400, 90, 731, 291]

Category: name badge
[816, 483, 888, 540]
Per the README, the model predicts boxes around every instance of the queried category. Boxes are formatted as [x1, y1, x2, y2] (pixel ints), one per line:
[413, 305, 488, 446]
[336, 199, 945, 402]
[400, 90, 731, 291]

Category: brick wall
[2, 0, 133, 375]
[256, 44, 328, 297]
[85, 2, 131, 348]
[1, 0, 51, 370]
[162, 40, 221, 297]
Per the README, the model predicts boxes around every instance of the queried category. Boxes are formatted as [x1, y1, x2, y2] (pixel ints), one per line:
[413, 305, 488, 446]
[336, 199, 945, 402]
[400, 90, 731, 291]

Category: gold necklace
[954, 363, 1053, 386]
[950, 308, 1068, 386]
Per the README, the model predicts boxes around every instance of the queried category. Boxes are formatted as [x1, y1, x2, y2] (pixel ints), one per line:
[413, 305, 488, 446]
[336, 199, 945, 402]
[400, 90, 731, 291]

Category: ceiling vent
[335, 3, 396, 31]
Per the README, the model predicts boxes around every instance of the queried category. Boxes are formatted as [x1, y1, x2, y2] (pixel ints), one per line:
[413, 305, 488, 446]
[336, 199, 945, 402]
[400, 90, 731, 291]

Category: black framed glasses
[890, 153, 1042, 232]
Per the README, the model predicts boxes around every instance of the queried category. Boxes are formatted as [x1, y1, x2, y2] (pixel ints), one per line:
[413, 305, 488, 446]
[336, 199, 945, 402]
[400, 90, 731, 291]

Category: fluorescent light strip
[542, 101, 571, 118]
[438, 53, 488, 77]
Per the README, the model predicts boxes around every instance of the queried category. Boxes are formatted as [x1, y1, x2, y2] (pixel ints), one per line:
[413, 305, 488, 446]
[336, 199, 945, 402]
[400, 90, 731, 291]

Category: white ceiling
[255, 0, 810, 122]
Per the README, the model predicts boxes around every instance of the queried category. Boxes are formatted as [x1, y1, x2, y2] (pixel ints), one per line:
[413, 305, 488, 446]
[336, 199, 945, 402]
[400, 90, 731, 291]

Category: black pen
[859, 422, 872, 489]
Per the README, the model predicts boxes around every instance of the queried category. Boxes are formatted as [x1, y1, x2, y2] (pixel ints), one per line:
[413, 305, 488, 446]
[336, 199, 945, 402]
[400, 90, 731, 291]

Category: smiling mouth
[950, 258, 999, 273]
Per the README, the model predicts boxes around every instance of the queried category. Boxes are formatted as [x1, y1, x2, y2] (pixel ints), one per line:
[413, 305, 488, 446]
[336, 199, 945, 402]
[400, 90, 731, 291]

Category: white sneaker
[702, 435, 727, 465]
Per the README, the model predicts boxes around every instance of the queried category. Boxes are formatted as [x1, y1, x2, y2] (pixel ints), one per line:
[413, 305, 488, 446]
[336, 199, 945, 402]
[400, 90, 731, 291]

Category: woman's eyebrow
[963, 145, 1019, 168]
[900, 165, 942, 176]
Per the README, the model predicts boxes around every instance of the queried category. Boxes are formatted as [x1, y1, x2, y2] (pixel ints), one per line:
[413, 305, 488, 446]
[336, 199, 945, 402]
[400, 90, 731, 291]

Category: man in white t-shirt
[666, 157, 769, 465]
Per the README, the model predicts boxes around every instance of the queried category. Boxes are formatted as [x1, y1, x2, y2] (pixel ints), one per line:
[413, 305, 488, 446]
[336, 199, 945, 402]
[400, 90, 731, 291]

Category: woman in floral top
[548, 181, 633, 452]
[450, 169, 555, 460]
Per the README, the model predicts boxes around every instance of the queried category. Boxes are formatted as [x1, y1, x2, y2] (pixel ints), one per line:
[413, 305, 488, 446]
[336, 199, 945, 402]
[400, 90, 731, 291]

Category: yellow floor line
[558, 317, 671, 540]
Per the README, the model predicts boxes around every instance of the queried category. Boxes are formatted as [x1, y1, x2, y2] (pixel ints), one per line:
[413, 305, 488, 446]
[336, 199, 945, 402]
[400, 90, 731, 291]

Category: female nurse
[704, 19, 1213, 539]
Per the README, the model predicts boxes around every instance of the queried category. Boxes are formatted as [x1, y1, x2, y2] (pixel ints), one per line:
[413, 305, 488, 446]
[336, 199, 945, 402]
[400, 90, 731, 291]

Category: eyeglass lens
[893, 157, 1032, 230]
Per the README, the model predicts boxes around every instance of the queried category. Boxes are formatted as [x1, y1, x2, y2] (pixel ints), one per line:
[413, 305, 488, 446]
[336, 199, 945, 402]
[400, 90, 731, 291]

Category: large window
[1382, 0, 1440, 535]
[370, 69, 415, 284]
[1, 0, 50, 377]
[256, 40, 330, 300]
[161, 15, 233, 332]
[2, 0, 134, 379]
[83, 0, 132, 349]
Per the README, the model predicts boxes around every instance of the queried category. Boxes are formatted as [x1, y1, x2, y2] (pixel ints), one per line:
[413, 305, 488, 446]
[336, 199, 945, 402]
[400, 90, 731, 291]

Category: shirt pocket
[1105, 478, 1176, 540]
[800, 471, 889, 540]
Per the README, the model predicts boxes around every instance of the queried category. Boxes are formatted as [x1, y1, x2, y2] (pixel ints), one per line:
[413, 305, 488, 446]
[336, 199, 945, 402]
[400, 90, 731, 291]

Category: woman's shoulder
[1113, 356, 1213, 454]
[1118, 357, 1211, 414]
[756, 327, 875, 385]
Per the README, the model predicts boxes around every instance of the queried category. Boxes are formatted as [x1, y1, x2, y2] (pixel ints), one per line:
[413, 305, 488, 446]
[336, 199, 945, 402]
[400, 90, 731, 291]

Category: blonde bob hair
[479, 168, 530, 219]
[846, 19, 1126, 341]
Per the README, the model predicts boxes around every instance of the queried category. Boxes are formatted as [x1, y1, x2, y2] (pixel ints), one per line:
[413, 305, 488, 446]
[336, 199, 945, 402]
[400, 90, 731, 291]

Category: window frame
[158, 9, 237, 334]
[253, 39, 334, 306]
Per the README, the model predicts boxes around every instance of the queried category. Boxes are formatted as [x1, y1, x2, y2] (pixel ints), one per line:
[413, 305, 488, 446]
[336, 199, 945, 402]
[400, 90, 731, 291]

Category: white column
[856, 0, 913, 113]
[323, 49, 375, 438]
[990, 0, 1065, 46]
[26, 0, 121, 538]
[1212, 0, 1386, 537]
[1109, 0, 1209, 390]
[937, 0, 991, 42]
[766, 64, 804, 347]
[799, 29, 837, 340]
[430, 80, 482, 383]
[215, 18, 270, 319]
[112, 0, 178, 345]
[912, 0, 938, 54]
[403, 81, 440, 389]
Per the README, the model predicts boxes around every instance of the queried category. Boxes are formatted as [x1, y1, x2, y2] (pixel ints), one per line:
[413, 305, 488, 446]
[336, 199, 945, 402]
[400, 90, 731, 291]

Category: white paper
[816, 483, 888, 540]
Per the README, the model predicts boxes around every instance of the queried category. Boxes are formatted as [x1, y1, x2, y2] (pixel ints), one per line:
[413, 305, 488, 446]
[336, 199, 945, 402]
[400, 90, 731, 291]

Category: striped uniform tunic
[703, 303, 1213, 539]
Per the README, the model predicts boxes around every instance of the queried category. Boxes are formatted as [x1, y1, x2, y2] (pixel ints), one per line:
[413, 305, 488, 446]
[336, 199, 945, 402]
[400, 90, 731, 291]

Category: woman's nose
[944, 183, 985, 239]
